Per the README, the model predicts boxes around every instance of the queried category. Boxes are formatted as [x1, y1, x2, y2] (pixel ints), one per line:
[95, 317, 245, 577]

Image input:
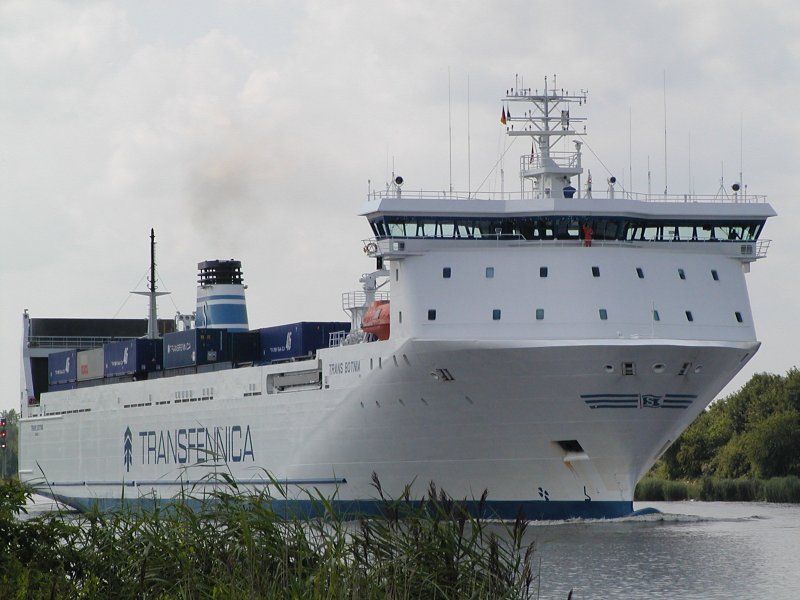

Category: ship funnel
[195, 259, 249, 331]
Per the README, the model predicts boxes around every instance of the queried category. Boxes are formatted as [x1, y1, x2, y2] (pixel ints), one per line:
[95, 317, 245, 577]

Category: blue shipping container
[48, 349, 77, 385]
[163, 328, 228, 369]
[104, 338, 164, 377]
[228, 331, 260, 366]
[48, 381, 77, 392]
[259, 322, 350, 363]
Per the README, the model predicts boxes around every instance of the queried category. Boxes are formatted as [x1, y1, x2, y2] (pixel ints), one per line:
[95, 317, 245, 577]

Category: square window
[711, 269, 719, 281]
[685, 310, 694, 322]
[678, 268, 686, 280]
[492, 309, 501, 321]
[443, 267, 451, 278]
[485, 267, 495, 278]
[427, 309, 436, 321]
[653, 310, 660, 322]
[599, 309, 608, 320]
[540, 266, 548, 278]
[735, 311, 743, 323]
[636, 267, 644, 279]
[535, 308, 544, 320]
[592, 266, 600, 277]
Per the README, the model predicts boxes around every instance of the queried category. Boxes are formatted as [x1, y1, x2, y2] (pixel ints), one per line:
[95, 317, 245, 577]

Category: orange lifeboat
[361, 300, 390, 340]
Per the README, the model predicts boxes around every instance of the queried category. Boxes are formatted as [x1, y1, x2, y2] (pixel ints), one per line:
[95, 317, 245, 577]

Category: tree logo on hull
[124, 426, 133, 472]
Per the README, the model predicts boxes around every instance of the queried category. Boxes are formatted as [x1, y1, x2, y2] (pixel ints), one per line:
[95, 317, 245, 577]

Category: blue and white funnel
[195, 259, 249, 331]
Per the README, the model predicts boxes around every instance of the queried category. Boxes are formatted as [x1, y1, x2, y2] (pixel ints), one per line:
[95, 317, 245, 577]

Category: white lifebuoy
[365, 242, 378, 254]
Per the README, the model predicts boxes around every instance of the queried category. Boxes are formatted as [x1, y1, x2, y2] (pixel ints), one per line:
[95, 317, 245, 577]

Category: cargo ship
[18, 77, 775, 519]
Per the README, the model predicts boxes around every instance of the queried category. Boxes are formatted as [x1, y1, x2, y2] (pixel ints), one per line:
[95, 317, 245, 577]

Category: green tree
[655, 369, 800, 480]
[743, 411, 800, 478]
[1, 409, 19, 478]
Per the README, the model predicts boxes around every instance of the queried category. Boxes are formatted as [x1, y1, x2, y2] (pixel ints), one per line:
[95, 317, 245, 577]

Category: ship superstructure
[18, 77, 774, 519]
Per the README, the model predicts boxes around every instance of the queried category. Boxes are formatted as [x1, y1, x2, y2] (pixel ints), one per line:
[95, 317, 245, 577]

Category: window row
[371, 215, 765, 242]
[441, 266, 722, 281]
[424, 309, 745, 323]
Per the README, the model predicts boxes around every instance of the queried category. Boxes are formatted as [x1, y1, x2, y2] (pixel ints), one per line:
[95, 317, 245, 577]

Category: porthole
[604, 364, 615, 373]
[652, 363, 666, 373]
[694, 365, 704, 374]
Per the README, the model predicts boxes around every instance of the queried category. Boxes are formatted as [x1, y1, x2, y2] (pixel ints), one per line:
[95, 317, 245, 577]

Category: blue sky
[1, 0, 798, 411]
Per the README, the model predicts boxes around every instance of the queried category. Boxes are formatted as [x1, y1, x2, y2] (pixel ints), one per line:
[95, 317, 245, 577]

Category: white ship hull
[20, 337, 756, 518]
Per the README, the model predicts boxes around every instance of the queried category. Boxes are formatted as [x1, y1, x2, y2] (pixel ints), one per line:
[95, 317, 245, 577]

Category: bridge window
[599, 309, 608, 320]
[711, 269, 719, 281]
[735, 311, 743, 323]
[540, 266, 548, 278]
[685, 310, 694, 322]
[427, 309, 436, 321]
[653, 310, 660, 321]
[678, 268, 686, 280]
[535, 308, 544, 320]
[592, 266, 600, 277]
[485, 267, 495, 278]
[492, 309, 502, 321]
[443, 267, 451, 279]
[636, 267, 644, 279]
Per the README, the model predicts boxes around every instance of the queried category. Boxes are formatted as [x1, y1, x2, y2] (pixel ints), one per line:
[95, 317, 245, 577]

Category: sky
[1, 0, 798, 413]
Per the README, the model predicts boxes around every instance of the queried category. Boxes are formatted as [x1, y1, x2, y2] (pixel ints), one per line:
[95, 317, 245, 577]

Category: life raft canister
[361, 300, 390, 340]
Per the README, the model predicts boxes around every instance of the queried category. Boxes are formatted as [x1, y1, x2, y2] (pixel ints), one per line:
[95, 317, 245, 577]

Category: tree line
[652, 368, 800, 481]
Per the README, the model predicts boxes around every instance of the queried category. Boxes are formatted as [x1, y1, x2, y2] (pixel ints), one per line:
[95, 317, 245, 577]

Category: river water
[527, 501, 800, 599]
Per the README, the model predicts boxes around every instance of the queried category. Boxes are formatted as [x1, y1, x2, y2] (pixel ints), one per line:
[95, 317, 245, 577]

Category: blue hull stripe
[44, 492, 633, 521]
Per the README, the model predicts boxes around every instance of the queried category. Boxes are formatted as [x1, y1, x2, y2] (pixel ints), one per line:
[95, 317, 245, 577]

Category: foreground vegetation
[636, 368, 800, 502]
[0, 476, 541, 599]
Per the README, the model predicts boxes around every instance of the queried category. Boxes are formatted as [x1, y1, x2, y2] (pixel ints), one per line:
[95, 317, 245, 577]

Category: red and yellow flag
[500, 106, 507, 125]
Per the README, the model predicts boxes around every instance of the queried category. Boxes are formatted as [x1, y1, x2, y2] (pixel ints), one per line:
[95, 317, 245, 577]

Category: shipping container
[104, 338, 163, 377]
[48, 381, 77, 392]
[77, 348, 104, 381]
[163, 328, 228, 369]
[48, 349, 77, 385]
[259, 322, 350, 364]
[228, 331, 260, 366]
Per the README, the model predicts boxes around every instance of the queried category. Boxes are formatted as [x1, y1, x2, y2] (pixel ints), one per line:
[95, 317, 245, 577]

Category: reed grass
[635, 475, 800, 503]
[0, 475, 540, 599]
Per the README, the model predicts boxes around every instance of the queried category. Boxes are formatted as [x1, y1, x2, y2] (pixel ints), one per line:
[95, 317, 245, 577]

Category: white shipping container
[77, 348, 104, 381]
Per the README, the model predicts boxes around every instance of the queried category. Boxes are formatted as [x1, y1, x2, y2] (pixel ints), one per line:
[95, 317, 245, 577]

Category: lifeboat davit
[361, 300, 390, 340]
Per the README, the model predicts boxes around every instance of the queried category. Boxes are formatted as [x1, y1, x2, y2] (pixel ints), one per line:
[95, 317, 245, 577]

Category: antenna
[663, 70, 668, 196]
[131, 229, 170, 339]
[467, 73, 471, 196]
[739, 112, 744, 198]
[628, 106, 633, 195]
[448, 67, 453, 193]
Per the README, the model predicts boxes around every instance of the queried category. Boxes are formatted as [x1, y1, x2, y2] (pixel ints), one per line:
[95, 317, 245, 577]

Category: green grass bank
[635, 475, 800, 503]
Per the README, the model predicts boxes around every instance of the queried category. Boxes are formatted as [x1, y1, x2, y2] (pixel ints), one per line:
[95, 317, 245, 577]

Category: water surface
[527, 501, 799, 599]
